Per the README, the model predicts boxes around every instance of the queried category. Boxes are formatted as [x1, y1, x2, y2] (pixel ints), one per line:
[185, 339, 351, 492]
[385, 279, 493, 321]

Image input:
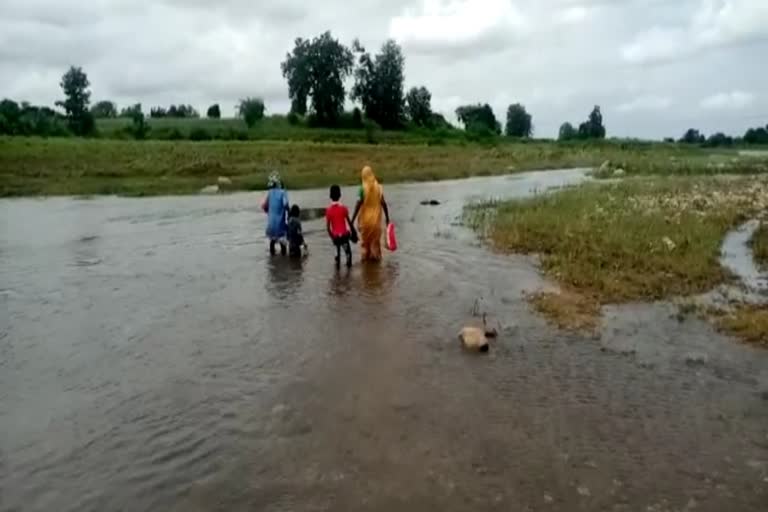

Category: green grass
[467, 176, 768, 304]
[2, 135, 768, 197]
[96, 116, 470, 145]
[752, 222, 768, 268]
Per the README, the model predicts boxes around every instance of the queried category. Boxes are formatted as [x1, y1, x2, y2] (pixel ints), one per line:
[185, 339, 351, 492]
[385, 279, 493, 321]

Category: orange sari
[358, 166, 384, 262]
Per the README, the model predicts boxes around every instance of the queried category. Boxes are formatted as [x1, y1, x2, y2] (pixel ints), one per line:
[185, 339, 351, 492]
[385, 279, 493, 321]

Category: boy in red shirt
[326, 184, 355, 268]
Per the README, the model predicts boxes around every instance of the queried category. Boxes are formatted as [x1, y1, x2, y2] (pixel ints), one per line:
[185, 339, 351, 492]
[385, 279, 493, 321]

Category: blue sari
[265, 188, 289, 240]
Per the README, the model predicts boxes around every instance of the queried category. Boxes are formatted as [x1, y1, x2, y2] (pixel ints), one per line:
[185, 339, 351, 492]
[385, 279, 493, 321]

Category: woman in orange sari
[351, 166, 390, 262]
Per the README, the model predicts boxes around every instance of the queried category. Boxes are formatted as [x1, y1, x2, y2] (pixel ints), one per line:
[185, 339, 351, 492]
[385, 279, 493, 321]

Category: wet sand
[1, 169, 767, 512]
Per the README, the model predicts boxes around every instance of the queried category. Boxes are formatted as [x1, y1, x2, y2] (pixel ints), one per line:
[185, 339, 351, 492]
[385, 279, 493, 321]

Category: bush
[287, 112, 300, 125]
[364, 119, 380, 144]
[238, 97, 265, 128]
[189, 127, 213, 141]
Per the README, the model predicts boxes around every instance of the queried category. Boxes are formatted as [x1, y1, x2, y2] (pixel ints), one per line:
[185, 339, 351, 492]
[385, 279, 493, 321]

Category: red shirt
[326, 202, 350, 238]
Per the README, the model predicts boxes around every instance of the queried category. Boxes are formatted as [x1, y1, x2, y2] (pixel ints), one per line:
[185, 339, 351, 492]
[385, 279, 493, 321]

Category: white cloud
[616, 95, 673, 113]
[700, 90, 755, 110]
[0, 0, 766, 139]
[621, 0, 768, 64]
[389, 0, 527, 55]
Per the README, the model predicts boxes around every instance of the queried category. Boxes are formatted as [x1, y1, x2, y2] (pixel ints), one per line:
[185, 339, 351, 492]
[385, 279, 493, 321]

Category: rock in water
[420, 199, 441, 206]
[459, 326, 489, 352]
[200, 185, 219, 195]
[613, 168, 626, 177]
[217, 176, 232, 185]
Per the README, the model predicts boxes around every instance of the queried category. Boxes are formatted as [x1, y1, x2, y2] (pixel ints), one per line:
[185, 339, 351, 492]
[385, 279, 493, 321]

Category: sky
[1, 0, 767, 139]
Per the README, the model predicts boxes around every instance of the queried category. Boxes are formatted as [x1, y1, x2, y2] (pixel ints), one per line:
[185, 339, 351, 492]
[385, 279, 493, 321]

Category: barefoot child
[325, 185, 355, 268]
[286, 204, 308, 258]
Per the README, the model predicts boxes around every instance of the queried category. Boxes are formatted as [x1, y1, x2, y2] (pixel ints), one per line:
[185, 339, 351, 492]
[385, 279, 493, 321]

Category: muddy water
[1, 169, 767, 512]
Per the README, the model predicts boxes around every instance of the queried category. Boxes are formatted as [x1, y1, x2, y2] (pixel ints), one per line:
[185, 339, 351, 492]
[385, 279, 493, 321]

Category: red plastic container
[386, 222, 398, 251]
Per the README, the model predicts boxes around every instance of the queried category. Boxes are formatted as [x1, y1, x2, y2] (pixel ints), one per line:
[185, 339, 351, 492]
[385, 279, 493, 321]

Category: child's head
[329, 184, 341, 202]
[289, 204, 300, 218]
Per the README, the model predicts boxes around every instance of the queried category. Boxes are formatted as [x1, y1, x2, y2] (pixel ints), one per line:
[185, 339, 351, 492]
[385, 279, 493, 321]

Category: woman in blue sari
[262, 172, 289, 255]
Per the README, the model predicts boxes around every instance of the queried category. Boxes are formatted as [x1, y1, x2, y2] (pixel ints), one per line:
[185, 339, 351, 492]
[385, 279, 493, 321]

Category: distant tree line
[1, 42, 767, 146]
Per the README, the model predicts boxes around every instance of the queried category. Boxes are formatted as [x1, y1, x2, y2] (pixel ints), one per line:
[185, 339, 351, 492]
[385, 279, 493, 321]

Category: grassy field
[3, 135, 768, 197]
[95, 116, 469, 145]
[467, 176, 768, 344]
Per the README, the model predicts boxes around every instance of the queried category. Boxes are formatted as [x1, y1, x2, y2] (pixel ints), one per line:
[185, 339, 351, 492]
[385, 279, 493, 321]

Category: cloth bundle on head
[267, 171, 282, 189]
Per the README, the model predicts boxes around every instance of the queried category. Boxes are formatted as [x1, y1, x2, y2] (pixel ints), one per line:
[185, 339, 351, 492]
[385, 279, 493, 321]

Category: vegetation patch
[467, 176, 768, 336]
[750, 221, 768, 268]
[713, 305, 768, 348]
[528, 290, 601, 332]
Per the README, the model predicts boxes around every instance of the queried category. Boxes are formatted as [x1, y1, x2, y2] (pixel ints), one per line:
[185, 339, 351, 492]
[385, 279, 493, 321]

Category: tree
[281, 37, 312, 115]
[150, 106, 167, 118]
[456, 104, 500, 135]
[558, 122, 577, 141]
[127, 104, 149, 140]
[352, 39, 406, 130]
[405, 86, 432, 127]
[238, 97, 265, 127]
[577, 105, 605, 139]
[56, 66, 94, 135]
[505, 103, 532, 137]
[680, 128, 706, 144]
[281, 31, 354, 127]
[207, 104, 221, 119]
[119, 104, 142, 118]
[91, 100, 117, 118]
[704, 132, 733, 147]
[744, 126, 768, 145]
[0, 99, 21, 134]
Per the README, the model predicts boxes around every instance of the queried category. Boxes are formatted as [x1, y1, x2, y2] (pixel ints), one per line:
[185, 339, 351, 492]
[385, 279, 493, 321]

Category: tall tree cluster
[281, 31, 354, 127]
[352, 39, 406, 129]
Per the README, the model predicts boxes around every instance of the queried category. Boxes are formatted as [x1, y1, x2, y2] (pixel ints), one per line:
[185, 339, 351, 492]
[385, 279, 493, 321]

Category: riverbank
[751, 221, 768, 268]
[2, 136, 767, 197]
[467, 176, 768, 345]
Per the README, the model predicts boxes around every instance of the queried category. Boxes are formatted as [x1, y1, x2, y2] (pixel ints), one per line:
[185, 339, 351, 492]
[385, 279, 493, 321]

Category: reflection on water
[2, 169, 768, 512]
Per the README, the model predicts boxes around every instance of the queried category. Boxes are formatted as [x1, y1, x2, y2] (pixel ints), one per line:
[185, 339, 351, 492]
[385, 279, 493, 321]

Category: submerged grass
[467, 176, 768, 338]
[714, 305, 768, 347]
[2, 136, 767, 197]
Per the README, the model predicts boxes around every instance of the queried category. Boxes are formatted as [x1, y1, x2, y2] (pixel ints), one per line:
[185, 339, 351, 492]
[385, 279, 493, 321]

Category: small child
[325, 184, 355, 267]
[286, 204, 308, 258]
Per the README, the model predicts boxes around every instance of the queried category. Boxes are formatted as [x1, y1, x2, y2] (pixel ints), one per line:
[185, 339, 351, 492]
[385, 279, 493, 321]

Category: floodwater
[1, 169, 767, 512]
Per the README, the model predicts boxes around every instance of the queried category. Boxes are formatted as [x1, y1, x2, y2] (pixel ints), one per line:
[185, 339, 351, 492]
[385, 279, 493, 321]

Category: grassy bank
[467, 176, 768, 343]
[3, 136, 768, 197]
[751, 222, 768, 268]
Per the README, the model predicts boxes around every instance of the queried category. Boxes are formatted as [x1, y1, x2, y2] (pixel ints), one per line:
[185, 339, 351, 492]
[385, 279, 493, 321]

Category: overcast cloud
[1, 0, 766, 138]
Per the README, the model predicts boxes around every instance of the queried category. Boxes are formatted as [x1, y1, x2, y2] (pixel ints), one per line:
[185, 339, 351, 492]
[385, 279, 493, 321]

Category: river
[1, 169, 767, 511]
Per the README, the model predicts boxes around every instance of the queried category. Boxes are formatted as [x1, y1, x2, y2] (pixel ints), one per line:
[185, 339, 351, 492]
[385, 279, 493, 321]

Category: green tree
[0, 99, 21, 134]
[281, 31, 354, 127]
[558, 122, 577, 141]
[405, 86, 432, 127]
[150, 106, 167, 118]
[56, 66, 94, 136]
[128, 104, 149, 140]
[744, 126, 768, 144]
[119, 104, 142, 118]
[456, 104, 500, 135]
[207, 104, 221, 119]
[238, 97, 265, 127]
[352, 39, 406, 130]
[91, 100, 117, 118]
[679, 128, 705, 144]
[577, 105, 605, 139]
[505, 103, 532, 137]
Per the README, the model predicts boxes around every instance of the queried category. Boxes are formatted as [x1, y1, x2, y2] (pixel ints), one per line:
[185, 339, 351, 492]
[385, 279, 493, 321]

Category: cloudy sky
[1, 0, 766, 138]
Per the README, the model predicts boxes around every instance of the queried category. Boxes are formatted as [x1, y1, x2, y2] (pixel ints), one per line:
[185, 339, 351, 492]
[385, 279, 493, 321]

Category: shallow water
[2, 169, 767, 512]
[721, 219, 768, 297]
